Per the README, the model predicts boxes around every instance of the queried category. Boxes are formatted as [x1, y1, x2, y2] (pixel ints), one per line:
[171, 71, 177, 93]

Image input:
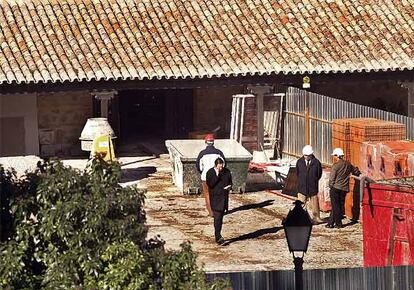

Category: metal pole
[257, 92, 264, 150]
[239, 97, 245, 143]
[305, 90, 310, 145]
[351, 174, 376, 204]
[235, 97, 240, 142]
[294, 256, 304, 290]
[230, 97, 236, 139]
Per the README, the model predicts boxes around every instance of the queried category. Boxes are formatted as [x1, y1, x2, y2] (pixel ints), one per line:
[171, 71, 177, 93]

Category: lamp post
[283, 200, 313, 290]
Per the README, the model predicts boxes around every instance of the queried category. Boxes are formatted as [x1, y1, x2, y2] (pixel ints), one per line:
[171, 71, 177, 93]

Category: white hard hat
[332, 148, 344, 156]
[302, 145, 314, 155]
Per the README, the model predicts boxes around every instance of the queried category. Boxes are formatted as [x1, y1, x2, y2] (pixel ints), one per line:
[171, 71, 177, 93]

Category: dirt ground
[1, 155, 363, 273]
[117, 155, 363, 273]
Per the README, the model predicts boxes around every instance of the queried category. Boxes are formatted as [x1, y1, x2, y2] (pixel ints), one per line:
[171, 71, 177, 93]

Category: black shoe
[216, 237, 225, 245]
[335, 224, 344, 229]
[325, 224, 335, 228]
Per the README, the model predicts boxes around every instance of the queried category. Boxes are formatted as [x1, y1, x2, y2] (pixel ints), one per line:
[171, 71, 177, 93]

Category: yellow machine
[91, 135, 115, 162]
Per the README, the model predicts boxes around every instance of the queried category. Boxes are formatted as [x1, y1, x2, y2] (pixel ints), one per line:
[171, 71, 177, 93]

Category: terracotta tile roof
[0, 0, 413, 84]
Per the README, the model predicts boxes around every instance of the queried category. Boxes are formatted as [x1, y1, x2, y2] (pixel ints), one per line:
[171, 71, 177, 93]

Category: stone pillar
[247, 86, 273, 150]
[93, 91, 116, 118]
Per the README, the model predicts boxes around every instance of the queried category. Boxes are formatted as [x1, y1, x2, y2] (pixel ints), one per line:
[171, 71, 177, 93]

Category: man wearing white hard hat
[326, 148, 360, 229]
[295, 145, 323, 224]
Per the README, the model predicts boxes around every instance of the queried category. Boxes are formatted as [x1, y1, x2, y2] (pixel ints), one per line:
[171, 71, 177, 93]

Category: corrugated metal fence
[207, 265, 414, 290]
[282, 87, 414, 165]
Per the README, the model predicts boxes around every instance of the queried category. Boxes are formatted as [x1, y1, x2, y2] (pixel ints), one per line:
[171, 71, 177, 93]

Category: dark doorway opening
[119, 90, 166, 141]
[116, 89, 193, 156]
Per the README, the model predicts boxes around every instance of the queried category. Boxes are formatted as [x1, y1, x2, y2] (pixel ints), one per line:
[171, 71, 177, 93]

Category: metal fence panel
[206, 266, 414, 290]
[282, 87, 414, 165]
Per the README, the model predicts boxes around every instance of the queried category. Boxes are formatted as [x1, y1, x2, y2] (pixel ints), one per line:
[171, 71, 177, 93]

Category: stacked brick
[360, 140, 414, 180]
[332, 118, 407, 221]
[409, 154, 414, 176]
[332, 118, 406, 167]
[240, 97, 258, 152]
[359, 142, 381, 179]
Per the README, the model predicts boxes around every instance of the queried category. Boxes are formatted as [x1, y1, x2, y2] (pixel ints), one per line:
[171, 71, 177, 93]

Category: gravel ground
[117, 156, 363, 272]
[0, 154, 363, 272]
[141, 168, 363, 272]
[0, 155, 42, 176]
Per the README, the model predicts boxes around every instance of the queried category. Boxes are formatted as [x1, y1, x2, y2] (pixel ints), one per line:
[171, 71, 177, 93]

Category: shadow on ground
[225, 199, 275, 215]
[223, 226, 283, 245]
[121, 166, 157, 183]
[120, 157, 158, 167]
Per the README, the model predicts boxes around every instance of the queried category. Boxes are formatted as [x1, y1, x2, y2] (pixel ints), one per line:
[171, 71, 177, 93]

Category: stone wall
[193, 86, 244, 138]
[37, 91, 92, 157]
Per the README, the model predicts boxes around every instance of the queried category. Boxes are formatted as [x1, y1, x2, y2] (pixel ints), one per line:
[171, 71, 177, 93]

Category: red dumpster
[362, 180, 414, 267]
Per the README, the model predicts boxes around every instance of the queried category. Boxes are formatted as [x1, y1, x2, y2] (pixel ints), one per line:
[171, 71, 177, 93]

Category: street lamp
[283, 200, 313, 290]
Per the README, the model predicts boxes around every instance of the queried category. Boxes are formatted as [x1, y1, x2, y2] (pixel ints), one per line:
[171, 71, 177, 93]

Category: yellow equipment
[90, 135, 115, 162]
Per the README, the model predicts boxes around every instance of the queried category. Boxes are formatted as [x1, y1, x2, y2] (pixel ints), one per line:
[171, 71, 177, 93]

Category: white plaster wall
[0, 93, 39, 156]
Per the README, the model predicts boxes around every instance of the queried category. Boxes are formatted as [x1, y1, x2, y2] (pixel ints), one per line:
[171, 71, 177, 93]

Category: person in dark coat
[206, 157, 232, 245]
[196, 134, 226, 217]
[296, 145, 323, 224]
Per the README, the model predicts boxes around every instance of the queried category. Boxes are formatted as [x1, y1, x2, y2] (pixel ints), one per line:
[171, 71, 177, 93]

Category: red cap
[204, 134, 215, 143]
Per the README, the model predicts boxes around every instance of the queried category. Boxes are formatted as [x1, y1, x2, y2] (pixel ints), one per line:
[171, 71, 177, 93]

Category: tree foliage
[0, 160, 229, 289]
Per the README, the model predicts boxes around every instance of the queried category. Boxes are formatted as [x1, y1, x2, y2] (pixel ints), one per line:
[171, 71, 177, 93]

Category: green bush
[0, 159, 229, 289]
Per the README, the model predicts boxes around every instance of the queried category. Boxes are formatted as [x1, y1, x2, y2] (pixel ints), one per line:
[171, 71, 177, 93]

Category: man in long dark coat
[296, 145, 323, 224]
[196, 134, 226, 217]
[206, 157, 232, 245]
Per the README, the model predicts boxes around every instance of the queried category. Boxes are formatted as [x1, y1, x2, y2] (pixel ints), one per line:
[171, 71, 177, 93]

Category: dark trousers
[329, 187, 347, 226]
[213, 210, 224, 241]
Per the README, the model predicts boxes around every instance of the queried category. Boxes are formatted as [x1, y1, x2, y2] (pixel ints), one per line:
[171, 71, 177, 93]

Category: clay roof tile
[0, 0, 413, 84]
